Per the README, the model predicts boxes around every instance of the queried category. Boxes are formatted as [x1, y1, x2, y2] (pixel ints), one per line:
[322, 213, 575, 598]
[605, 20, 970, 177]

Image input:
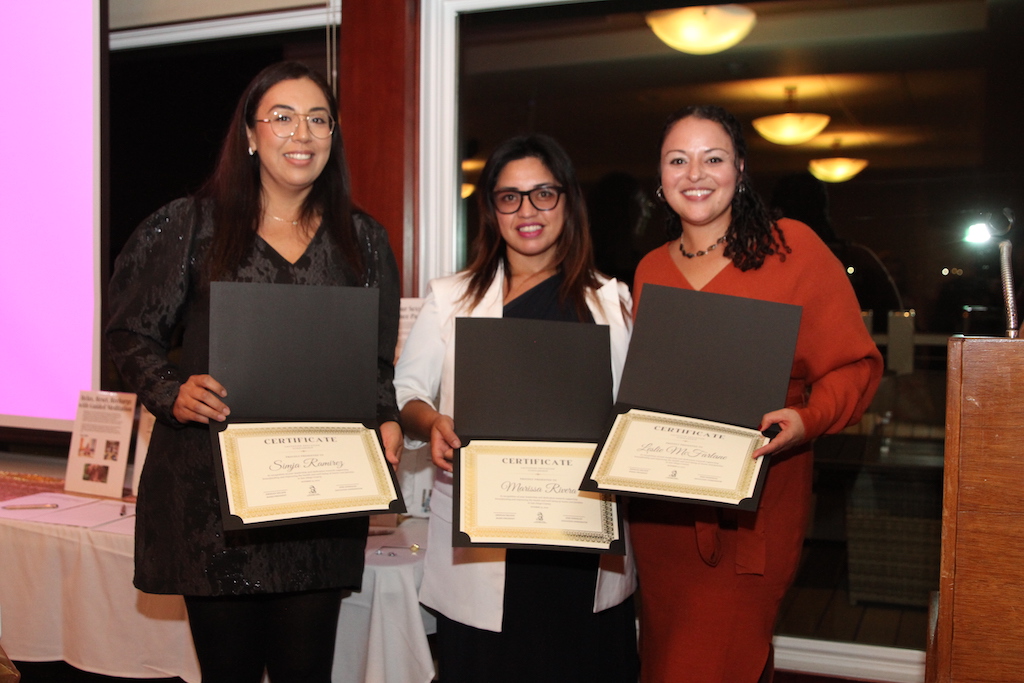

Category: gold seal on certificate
[586, 409, 769, 508]
[454, 440, 623, 554]
[218, 422, 401, 526]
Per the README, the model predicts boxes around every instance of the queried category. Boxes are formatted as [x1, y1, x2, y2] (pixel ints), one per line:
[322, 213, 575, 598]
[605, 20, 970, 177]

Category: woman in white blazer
[395, 135, 638, 683]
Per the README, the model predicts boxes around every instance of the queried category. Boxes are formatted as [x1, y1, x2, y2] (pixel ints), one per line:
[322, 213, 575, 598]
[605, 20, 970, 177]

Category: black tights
[184, 589, 344, 683]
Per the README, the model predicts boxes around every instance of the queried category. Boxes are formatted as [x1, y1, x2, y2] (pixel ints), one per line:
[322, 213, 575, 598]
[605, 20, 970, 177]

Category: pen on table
[2, 503, 59, 510]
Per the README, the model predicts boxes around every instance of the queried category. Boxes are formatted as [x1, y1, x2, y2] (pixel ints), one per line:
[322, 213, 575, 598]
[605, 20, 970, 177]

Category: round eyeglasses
[254, 109, 336, 139]
[493, 186, 565, 214]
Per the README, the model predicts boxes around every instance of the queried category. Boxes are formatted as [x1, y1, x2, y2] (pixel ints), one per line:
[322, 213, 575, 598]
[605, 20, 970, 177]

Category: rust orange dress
[629, 219, 883, 682]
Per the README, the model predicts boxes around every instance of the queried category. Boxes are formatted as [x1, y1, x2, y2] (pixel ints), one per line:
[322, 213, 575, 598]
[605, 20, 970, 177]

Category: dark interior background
[459, 0, 1024, 335]
[108, 30, 328, 260]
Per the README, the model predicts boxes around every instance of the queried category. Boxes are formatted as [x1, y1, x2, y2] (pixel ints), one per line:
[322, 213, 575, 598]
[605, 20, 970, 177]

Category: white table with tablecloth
[0, 502, 433, 683]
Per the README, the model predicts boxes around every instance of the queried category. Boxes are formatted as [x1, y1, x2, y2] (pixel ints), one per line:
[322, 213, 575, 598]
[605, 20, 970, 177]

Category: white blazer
[394, 266, 636, 632]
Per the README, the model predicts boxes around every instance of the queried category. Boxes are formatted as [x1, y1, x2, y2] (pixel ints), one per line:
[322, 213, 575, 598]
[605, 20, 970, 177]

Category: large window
[419, 0, 1024, 679]
[454, 0, 1022, 339]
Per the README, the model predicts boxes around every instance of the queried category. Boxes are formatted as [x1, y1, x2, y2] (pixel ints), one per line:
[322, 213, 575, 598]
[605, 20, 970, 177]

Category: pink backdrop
[0, 2, 98, 429]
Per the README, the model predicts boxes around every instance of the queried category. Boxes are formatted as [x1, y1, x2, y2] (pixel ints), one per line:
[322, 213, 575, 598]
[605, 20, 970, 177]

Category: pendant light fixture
[461, 158, 485, 199]
[752, 86, 830, 145]
[646, 5, 756, 55]
[809, 139, 869, 183]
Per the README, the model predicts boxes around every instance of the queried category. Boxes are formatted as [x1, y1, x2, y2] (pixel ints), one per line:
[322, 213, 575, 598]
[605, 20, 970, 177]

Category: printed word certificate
[218, 422, 399, 525]
[455, 440, 621, 553]
[588, 409, 768, 507]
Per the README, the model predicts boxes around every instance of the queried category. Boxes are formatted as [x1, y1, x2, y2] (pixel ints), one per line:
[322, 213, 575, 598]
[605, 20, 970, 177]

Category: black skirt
[435, 549, 639, 683]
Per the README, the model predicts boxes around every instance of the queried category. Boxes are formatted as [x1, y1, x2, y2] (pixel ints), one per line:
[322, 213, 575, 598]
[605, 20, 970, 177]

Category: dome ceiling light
[752, 86, 830, 145]
[809, 138, 869, 183]
[645, 5, 757, 55]
[808, 157, 869, 183]
[461, 158, 484, 199]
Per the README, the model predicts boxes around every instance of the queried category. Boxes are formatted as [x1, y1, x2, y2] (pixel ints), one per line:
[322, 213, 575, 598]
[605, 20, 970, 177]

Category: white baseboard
[774, 636, 925, 683]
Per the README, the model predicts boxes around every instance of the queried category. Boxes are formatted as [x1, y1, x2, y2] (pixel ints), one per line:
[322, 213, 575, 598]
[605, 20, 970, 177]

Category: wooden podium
[930, 337, 1024, 682]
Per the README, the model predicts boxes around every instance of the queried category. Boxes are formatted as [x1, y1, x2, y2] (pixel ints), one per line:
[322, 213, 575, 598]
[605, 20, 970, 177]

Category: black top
[106, 197, 400, 596]
[503, 272, 594, 324]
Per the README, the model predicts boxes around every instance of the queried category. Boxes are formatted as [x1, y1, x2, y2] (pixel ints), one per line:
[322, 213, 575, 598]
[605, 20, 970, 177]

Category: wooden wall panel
[955, 341, 1024, 512]
[339, 0, 418, 293]
[933, 337, 1024, 682]
[948, 515, 1024, 682]
[957, 424, 1024, 511]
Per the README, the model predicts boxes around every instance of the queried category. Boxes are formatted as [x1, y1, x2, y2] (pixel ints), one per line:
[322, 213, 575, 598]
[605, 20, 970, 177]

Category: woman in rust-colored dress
[630, 105, 883, 683]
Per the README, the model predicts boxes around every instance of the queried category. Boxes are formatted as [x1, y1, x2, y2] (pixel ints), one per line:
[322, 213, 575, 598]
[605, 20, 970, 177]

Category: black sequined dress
[106, 198, 400, 596]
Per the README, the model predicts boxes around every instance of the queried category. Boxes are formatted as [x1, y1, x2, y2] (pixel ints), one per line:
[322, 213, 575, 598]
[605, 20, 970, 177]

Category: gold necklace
[268, 213, 299, 227]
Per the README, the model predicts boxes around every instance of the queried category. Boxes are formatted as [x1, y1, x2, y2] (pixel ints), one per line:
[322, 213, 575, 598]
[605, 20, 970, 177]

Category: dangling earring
[655, 185, 665, 201]
[737, 181, 745, 194]
[248, 146, 255, 156]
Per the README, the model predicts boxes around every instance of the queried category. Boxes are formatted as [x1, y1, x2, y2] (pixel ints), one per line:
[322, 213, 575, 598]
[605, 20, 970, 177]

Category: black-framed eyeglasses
[493, 186, 565, 214]
[254, 109, 336, 139]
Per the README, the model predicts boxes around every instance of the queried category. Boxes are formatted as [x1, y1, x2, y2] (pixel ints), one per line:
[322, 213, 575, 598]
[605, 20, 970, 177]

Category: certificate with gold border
[453, 440, 623, 554]
[582, 408, 769, 509]
[217, 422, 403, 528]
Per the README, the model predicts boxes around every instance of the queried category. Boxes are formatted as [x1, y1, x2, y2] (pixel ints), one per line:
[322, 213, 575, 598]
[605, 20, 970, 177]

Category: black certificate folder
[453, 317, 613, 441]
[451, 317, 625, 554]
[209, 282, 405, 530]
[581, 285, 802, 510]
[209, 282, 378, 423]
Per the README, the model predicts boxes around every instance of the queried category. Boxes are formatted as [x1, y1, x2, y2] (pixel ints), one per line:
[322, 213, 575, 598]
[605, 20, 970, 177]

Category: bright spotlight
[965, 223, 991, 243]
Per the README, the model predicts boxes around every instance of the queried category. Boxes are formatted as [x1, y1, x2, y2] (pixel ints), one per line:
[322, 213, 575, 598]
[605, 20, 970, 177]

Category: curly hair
[659, 105, 789, 271]
[462, 134, 601, 321]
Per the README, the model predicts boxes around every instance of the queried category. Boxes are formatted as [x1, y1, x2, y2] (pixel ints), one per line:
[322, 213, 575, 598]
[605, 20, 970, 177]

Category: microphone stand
[999, 240, 1018, 338]
[991, 208, 1018, 338]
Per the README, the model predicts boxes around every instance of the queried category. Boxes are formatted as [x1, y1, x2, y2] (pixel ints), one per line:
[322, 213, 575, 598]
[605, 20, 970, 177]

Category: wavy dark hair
[200, 61, 363, 282]
[659, 104, 789, 271]
[462, 134, 600, 321]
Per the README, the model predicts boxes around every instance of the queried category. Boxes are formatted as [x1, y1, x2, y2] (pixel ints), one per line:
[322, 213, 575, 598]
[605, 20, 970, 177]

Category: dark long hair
[200, 61, 363, 281]
[462, 134, 600, 320]
[659, 105, 789, 271]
